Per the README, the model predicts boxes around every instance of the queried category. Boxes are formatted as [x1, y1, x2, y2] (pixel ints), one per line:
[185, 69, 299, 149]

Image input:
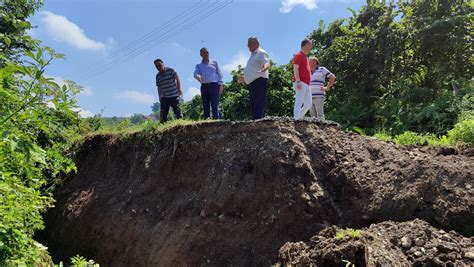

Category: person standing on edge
[309, 57, 336, 119]
[154, 58, 183, 123]
[238, 36, 270, 120]
[292, 38, 313, 120]
[194, 47, 224, 119]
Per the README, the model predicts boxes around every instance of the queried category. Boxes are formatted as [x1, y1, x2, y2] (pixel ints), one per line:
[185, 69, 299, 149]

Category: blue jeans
[201, 82, 220, 119]
[249, 77, 268, 120]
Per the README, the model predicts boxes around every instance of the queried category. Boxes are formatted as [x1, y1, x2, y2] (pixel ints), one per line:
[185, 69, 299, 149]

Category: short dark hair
[301, 38, 312, 48]
[154, 58, 163, 64]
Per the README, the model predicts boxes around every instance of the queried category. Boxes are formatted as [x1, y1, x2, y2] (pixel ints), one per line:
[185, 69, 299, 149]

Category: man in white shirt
[238, 37, 270, 120]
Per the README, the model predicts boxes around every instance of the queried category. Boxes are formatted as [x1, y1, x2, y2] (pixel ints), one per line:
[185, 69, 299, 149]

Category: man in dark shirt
[154, 59, 183, 123]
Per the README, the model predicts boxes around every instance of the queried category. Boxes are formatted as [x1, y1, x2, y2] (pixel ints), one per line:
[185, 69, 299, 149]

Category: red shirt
[292, 51, 311, 85]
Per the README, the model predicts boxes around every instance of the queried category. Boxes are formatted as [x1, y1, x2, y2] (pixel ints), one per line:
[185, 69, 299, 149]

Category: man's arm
[157, 86, 162, 99]
[259, 52, 271, 72]
[327, 75, 336, 90]
[194, 64, 202, 83]
[216, 62, 224, 93]
[293, 64, 301, 89]
[176, 74, 183, 96]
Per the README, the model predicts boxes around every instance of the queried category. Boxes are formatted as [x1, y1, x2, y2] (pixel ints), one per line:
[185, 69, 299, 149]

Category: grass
[335, 228, 362, 240]
[89, 119, 211, 136]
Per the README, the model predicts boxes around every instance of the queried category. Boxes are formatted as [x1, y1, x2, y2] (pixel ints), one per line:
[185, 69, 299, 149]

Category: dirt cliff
[40, 119, 473, 266]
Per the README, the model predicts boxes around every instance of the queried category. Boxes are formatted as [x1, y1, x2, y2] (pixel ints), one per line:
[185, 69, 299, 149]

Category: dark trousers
[201, 82, 220, 119]
[249, 77, 268, 120]
[160, 97, 182, 123]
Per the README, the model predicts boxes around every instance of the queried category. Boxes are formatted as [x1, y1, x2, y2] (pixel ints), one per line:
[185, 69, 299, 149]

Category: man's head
[301, 38, 313, 55]
[247, 37, 260, 52]
[154, 58, 165, 72]
[200, 47, 209, 61]
[309, 57, 319, 70]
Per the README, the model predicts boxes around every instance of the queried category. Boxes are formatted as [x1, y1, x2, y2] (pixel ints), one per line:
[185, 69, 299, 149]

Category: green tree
[1, 45, 80, 265]
[130, 113, 145, 125]
[220, 63, 294, 120]
[308, 0, 473, 134]
[0, 0, 43, 64]
[181, 95, 203, 120]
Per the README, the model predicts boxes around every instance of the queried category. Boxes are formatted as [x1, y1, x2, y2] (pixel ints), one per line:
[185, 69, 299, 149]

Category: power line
[71, 0, 233, 82]
[75, 0, 232, 82]
[68, 0, 210, 80]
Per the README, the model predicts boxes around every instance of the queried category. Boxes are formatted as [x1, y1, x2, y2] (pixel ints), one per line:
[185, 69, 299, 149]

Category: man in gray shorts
[309, 57, 336, 119]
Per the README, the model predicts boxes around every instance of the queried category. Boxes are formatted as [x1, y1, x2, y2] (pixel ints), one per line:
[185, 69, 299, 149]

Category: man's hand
[259, 63, 270, 72]
[323, 86, 331, 92]
[178, 89, 183, 96]
[196, 75, 203, 83]
[296, 82, 302, 90]
[219, 85, 224, 93]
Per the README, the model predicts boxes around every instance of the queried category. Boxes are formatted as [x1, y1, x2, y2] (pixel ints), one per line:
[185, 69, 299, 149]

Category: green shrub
[447, 117, 474, 147]
[373, 130, 393, 142]
[394, 131, 448, 146]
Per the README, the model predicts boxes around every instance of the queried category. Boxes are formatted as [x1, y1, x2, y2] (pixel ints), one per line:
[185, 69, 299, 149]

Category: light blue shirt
[194, 59, 223, 85]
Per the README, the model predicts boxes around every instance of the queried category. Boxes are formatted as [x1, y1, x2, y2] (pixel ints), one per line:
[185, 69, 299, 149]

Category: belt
[202, 82, 218, 86]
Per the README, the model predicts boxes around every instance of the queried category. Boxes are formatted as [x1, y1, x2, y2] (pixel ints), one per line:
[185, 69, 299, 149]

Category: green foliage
[0, 44, 80, 264]
[0, 0, 43, 64]
[447, 116, 474, 147]
[181, 95, 203, 120]
[373, 130, 393, 142]
[70, 254, 99, 267]
[335, 228, 362, 240]
[219, 63, 294, 120]
[394, 131, 445, 146]
[308, 1, 473, 134]
[130, 113, 145, 125]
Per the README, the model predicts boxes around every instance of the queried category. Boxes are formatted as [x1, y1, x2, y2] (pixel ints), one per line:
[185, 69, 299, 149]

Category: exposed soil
[278, 219, 474, 266]
[39, 118, 473, 266]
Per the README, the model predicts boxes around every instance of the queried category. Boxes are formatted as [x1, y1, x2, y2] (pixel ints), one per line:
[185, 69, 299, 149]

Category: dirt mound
[278, 219, 474, 266]
[39, 119, 473, 266]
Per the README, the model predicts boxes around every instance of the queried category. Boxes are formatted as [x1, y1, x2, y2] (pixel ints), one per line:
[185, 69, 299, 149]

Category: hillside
[40, 119, 473, 266]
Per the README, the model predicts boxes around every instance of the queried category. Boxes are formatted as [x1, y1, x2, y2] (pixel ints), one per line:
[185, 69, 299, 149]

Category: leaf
[4, 36, 11, 47]
[10, 139, 18, 151]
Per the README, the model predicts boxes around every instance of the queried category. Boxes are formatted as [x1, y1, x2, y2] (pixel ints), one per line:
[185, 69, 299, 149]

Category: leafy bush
[373, 131, 393, 142]
[0, 45, 80, 264]
[447, 117, 474, 147]
[394, 131, 448, 146]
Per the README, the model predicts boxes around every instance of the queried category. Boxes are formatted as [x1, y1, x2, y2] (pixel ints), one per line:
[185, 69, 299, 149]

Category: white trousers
[293, 82, 312, 120]
[310, 96, 325, 119]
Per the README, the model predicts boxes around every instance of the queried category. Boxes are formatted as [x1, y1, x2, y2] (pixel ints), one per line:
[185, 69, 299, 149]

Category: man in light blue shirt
[194, 47, 223, 119]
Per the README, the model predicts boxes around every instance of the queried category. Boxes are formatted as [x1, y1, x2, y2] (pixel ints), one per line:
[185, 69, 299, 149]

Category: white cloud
[171, 42, 192, 54]
[115, 90, 156, 105]
[40, 11, 106, 51]
[80, 86, 93, 96]
[222, 51, 248, 73]
[184, 87, 200, 101]
[72, 107, 95, 118]
[280, 0, 318, 13]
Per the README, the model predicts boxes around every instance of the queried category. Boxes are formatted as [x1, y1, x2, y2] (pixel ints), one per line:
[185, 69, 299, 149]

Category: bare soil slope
[278, 219, 473, 266]
[40, 119, 473, 266]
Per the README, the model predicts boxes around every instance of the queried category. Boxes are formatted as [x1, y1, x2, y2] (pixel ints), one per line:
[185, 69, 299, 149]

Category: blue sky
[29, 0, 364, 117]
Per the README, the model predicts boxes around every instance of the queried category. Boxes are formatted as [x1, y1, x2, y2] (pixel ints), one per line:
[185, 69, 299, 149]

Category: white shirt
[243, 47, 270, 84]
[309, 66, 334, 97]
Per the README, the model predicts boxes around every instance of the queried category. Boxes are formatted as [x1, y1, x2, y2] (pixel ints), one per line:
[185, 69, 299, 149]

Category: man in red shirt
[292, 38, 313, 119]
